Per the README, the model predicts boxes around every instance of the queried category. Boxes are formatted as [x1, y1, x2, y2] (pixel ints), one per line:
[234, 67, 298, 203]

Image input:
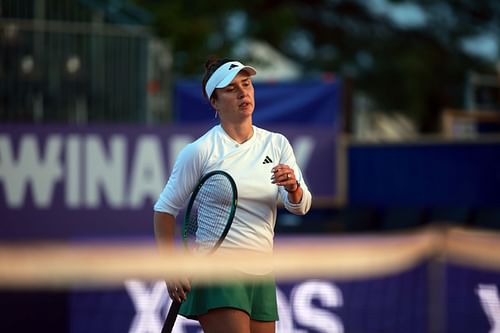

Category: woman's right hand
[166, 279, 191, 303]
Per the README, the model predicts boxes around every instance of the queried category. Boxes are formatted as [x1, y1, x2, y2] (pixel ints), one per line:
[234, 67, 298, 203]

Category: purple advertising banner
[45, 262, 500, 333]
[67, 264, 428, 333]
[0, 124, 336, 240]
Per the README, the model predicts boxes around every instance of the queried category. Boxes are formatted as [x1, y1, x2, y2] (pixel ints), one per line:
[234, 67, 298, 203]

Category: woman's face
[211, 71, 255, 122]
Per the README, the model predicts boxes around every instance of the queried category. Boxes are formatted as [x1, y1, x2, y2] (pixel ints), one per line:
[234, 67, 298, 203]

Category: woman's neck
[221, 121, 254, 144]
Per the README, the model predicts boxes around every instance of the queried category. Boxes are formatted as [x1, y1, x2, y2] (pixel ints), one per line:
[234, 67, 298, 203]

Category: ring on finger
[287, 173, 291, 180]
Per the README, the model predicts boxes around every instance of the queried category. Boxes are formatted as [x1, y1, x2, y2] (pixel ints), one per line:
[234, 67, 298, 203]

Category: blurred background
[1, 1, 500, 332]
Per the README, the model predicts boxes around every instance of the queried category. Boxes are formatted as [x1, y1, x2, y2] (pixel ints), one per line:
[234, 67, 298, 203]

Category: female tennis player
[153, 57, 312, 333]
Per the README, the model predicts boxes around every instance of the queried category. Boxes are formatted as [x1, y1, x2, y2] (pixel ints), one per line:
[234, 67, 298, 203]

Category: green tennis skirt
[179, 274, 279, 322]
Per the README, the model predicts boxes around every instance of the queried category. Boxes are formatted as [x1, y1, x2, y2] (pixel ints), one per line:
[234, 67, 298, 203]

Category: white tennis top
[154, 125, 312, 255]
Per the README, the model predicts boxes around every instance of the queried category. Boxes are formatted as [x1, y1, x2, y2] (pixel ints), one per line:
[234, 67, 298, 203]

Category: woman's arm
[154, 211, 177, 252]
[154, 211, 190, 302]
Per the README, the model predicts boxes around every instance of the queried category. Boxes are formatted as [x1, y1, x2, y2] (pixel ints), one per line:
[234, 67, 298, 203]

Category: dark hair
[202, 56, 235, 100]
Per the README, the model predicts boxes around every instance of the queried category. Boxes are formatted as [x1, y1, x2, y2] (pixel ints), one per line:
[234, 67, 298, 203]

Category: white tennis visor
[205, 61, 257, 99]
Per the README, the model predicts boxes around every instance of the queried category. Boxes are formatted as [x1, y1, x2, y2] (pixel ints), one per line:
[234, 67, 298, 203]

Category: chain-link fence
[0, 0, 171, 124]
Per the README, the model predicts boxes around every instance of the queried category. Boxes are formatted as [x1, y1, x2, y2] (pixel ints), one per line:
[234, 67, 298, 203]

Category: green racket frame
[182, 170, 238, 253]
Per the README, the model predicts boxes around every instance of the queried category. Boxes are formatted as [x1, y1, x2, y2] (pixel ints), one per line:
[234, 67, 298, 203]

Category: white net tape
[0, 227, 499, 288]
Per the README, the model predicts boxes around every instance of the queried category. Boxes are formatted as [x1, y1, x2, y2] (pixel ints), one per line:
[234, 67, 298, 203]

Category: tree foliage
[133, 0, 499, 131]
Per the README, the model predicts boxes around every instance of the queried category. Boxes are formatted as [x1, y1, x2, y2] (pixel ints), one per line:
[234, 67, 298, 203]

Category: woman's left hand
[271, 164, 299, 192]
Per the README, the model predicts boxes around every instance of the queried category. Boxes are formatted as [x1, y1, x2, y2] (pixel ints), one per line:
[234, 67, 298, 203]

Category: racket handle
[162, 300, 181, 333]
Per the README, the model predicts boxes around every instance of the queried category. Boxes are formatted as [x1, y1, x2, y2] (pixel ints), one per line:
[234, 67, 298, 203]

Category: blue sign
[174, 80, 341, 127]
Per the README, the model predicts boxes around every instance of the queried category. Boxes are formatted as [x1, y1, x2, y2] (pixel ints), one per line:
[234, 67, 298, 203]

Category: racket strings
[185, 175, 235, 253]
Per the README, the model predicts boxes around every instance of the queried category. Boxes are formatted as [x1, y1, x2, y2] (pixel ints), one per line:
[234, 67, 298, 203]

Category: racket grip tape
[161, 300, 181, 333]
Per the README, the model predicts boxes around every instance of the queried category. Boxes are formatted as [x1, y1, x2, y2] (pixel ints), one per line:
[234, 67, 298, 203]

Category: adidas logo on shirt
[262, 156, 273, 164]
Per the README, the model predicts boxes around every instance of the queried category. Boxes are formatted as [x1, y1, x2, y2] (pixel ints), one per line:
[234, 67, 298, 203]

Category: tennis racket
[161, 170, 238, 333]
